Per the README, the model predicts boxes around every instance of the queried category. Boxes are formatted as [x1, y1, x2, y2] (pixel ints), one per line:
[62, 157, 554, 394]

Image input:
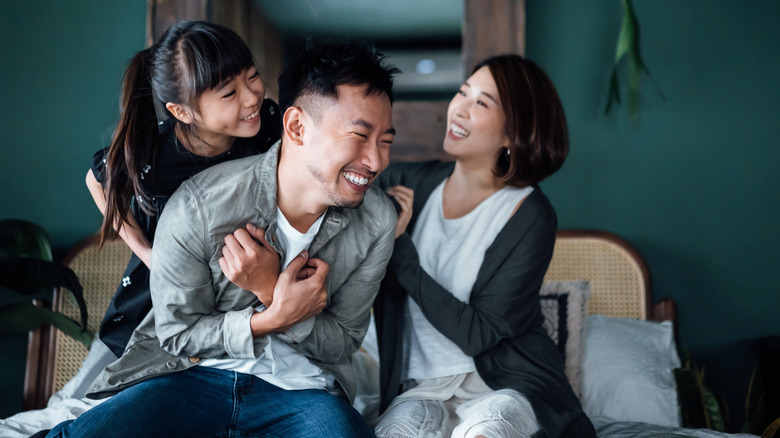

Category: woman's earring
[505, 147, 511, 157]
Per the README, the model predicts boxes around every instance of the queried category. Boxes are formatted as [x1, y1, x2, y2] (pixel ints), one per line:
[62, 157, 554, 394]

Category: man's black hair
[278, 41, 400, 114]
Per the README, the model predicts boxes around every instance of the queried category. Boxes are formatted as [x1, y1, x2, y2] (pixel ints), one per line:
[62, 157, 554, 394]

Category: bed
[0, 230, 760, 437]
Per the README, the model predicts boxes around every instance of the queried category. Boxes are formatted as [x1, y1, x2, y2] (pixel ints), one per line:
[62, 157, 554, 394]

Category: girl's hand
[248, 251, 329, 336]
[265, 251, 329, 332]
[219, 223, 281, 306]
[386, 185, 414, 238]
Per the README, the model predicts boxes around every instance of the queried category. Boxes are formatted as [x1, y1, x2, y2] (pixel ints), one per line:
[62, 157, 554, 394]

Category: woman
[86, 20, 281, 358]
[374, 55, 595, 438]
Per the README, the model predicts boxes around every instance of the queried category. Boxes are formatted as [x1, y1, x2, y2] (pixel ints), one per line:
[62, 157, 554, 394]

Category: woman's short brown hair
[473, 55, 569, 187]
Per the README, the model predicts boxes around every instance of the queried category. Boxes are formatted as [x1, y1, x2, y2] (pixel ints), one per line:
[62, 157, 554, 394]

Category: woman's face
[192, 66, 266, 149]
[443, 66, 509, 164]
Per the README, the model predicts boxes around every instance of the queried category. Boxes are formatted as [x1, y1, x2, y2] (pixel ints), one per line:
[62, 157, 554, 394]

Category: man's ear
[283, 107, 305, 146]
[166, 102, 193, 124]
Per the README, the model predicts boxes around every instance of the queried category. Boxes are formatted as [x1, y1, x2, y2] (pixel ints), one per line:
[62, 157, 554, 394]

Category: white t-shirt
[200, 209, 333, 391]
[404, 180, 533, 380]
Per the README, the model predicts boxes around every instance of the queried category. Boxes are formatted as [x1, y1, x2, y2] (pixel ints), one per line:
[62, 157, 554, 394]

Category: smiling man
[42, 43, 400, 438]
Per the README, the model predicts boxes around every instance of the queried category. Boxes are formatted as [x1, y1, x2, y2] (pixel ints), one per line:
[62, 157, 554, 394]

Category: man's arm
[150, 183, 268, 359]
[281, 212, 396, 364]
[249, 251, 329, 335]
[151, 183, 332, 360]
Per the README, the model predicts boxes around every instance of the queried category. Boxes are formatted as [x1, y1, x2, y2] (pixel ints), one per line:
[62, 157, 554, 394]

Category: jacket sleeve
[149, 183, 268, 359]
[388, 196, 557, 357]
[285, 221, 396, 363]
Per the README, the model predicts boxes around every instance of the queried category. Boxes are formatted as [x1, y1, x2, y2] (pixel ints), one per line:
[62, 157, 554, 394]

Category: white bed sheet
[0, 338, 115, 438]
[0, 333, 760, 438]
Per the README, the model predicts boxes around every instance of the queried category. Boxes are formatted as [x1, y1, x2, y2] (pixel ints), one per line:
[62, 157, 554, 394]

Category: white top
[405, 180, 533, 380]
[200, 210, 334, 391]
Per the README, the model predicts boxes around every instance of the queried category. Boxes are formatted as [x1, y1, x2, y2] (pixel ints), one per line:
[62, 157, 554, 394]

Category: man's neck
[276, 146, 329, 233]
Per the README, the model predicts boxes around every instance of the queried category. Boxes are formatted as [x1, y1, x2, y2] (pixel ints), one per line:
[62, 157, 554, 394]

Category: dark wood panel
[210, 0, 284, 102]
[462, 0, 525, 72]
[391, 101, 450, 162]
[146, 0, 209, 45]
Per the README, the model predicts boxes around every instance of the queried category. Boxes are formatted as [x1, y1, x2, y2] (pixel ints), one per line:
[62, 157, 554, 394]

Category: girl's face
[192, 66, 265, 149]
[443, 66, 509, 165]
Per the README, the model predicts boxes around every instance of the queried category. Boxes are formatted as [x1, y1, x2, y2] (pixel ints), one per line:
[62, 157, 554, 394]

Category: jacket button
[189, 357, 200, 363]
[166, 360, 177, 369]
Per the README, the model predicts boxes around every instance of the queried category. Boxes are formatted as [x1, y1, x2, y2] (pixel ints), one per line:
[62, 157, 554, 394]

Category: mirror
[252, 0, 464, 101]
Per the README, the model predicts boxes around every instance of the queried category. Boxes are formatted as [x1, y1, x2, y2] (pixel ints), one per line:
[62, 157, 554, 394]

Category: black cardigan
[373, 160, 595, 438]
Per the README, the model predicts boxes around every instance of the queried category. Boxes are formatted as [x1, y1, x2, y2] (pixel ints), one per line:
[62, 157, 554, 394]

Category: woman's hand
[386, 185, 414, 238]
[219, 223, 281, 306]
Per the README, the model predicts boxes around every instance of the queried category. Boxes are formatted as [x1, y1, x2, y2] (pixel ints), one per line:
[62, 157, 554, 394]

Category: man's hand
[252, 250, 329, 334]
[386, 185, 414, 238]
[219, 223, 280, 306]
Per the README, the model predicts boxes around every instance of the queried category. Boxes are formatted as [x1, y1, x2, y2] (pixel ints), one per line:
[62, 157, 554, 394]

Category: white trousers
[374, 373, 540, 438]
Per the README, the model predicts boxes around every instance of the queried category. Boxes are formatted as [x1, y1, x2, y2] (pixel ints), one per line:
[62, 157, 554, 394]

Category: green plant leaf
[674, 367, 707, 428]
[604, 0, 665, 120]
[0, 219, 52, 261]
[0, 302, 92, 348]
[701, 383, 726, 431]
[604, 70, 621, 114]
[0, 256, 88, 328]
[0, 220, 93, 349]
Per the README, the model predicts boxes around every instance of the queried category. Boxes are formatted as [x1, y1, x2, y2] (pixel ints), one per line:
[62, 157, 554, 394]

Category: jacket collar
[253, 141, 350, 258]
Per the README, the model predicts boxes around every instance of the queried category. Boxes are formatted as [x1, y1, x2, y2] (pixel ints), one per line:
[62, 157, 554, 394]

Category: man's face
[302, 84, 395, 208]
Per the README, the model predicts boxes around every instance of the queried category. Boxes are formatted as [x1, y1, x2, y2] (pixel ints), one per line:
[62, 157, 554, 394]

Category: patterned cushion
[539, 280, 591, 397]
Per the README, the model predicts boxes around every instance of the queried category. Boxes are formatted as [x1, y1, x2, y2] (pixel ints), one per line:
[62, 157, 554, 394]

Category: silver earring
[505, 147, 511, 157]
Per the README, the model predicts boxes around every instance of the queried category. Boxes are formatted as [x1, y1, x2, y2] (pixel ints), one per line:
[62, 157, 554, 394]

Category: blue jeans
[47, 366, 374, 437]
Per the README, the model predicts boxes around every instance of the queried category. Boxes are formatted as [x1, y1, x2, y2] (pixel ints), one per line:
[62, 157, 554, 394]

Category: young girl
[87, 20, 281, 358]
[374, 55, 596, 438]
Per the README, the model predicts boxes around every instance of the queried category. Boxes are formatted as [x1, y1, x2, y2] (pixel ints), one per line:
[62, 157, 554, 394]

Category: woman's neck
[442, 161, 505, 219]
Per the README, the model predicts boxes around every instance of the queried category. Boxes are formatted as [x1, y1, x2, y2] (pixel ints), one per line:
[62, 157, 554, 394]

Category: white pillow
[580, 315, 682, 427]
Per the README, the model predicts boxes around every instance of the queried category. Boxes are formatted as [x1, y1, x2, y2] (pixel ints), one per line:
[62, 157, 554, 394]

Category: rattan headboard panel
[53, 237, 131, 393]
[543, 231, 650, 320]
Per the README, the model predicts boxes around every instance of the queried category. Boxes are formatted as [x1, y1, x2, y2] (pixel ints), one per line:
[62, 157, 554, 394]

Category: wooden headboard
[544, 230, 676, 322]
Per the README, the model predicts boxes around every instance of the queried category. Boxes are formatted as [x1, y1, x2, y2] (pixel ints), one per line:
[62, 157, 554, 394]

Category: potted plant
[0, 219, 91, 348]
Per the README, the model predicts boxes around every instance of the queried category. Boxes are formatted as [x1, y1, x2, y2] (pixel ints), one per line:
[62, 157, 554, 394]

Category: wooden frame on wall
[146, 0, 525, 161]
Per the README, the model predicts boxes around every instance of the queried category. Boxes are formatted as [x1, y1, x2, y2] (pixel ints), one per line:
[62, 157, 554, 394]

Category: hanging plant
[604, 0, 665, 120]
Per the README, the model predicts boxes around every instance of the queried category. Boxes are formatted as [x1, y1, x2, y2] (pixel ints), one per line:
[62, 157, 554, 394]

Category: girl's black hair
[99, 21, 254, 246]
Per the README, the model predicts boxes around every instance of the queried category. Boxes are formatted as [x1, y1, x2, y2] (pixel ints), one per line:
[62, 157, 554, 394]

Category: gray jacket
[87, 141, 396, 402]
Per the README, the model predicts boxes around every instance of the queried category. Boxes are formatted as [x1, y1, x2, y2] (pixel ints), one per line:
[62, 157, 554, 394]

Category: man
[44, 42, 399, 438]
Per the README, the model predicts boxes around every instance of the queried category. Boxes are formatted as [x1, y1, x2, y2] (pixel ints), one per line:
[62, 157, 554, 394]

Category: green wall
[1, 0, 778, 430]
[528, 0, 780, 429]
[0, 0, 147, 417]
[0, 1, 147, 249]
